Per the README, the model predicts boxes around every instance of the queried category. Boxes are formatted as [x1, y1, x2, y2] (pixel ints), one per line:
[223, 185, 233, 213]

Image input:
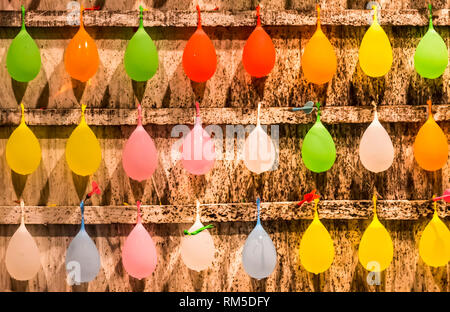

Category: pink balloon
[122, 104, 158, 181]
[122, 201, 157, 279]
[181, 102, 215, 175]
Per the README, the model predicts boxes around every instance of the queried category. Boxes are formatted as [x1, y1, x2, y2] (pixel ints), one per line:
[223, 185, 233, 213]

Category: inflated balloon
[124, 6, 159, 81]
[122, 104, 158, 181]
[122, 201, 158, 279]
[359, 6, 392, 77]
[181, 102, 215, 175]
[64, 6, 99, 82]
[419, 198, 450, 267]
[180, 200, 215, 271]
[301, 102, 336, 173]
[5, 200, 40, 281]
[242, 5, 276, 78]
[299, 198, 334, 274]
[182, 5, 217, 82]
[66, 104, 102, 176]
[414, 5, 448, 79]
[66, 201, 101, 284]
[243, 103, 276, 174]
[301, 5, 337, 84]
[242, 198, 277, 279]
[413, 100, 448, 171]
[358, 194, 393, 272]
[359, 110, 394, 173]
[6, 103, 41, 175]
[6, 6, 41, 82]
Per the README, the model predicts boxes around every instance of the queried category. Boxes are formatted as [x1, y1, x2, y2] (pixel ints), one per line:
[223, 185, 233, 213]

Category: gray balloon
[242, 223, 277, 279]
[66, 229, 101, 284]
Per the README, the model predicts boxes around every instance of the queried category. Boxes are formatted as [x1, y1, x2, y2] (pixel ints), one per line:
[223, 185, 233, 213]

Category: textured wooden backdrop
[0, 0, 448, 291]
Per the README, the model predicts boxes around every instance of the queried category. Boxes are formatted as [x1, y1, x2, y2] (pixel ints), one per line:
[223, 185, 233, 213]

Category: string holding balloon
[414, 4, 448, 79]
[65, 182, 102, 284]
[6, 5, 41, 82]
[64, 5, 99, 82]
[124, 5, 159, 82]
[301, 102, 336, 173]
[182, 5, 217, 82]
[180, 200, 215, 271]
[242, 197, 277, 279]
[122, 200, 158, 279]
[6, 103, 42, 175]
[242, 4, 276, 78]
[5, 199, 41, 281]
[243, 102, 277, 174]
[358, 192, 393, 272]
[180, 102, 216, 175]
[299, 196, 334, 274]
[419, 195, 450, 267]
[413, 99, 448, 171]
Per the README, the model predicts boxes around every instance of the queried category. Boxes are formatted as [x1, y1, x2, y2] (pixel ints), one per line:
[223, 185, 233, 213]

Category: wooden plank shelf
[0, 9, 448, 28]
[0, 105, 448, 126]
[0, 200, 447, 224]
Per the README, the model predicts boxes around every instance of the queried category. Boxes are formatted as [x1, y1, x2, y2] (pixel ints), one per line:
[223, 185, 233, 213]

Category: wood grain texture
[1, 105, 449, 125]
[0, 9, 448, 27]
[0, 0, 448, 292]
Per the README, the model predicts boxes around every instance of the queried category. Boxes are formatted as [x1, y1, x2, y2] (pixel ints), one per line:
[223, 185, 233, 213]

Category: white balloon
[6, 223, 40, 281]
[359, 111, 394, 173]
[180, 219, 215, 272]
[66, 228, 101, 283]
[243, 104, 276, 174]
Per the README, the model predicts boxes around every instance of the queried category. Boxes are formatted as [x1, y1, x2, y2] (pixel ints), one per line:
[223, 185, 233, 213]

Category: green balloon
[414, 6, 448, 79]
[124, 7, 158, 82]
[301, 108, 336, 173]
[6, 6, 41, 82]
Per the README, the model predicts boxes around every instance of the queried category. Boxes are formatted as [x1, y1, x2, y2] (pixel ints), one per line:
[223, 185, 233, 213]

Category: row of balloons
[6, 97, 448, 186]
[5, 192, 450, 282]
[7, 4, 448, 85]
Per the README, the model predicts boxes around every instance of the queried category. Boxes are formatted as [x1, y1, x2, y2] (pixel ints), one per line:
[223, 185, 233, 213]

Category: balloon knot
[196, 5, 202, 28]
[256, 4, 261, 26]
[195, 102, 200, 117]
[136, 201, 142, 223]
[427, 99, 432, 116]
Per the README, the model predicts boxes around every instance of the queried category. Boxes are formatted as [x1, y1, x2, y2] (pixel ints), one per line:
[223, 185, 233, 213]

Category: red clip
[297, 189, 320, 206]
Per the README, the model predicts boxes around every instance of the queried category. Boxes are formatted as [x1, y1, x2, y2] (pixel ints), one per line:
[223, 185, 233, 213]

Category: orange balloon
[414, 100, 448, 171]
[301, 6, 337, 85]
[242, 5, 276, 78]
[64, 7, 99, 82]
[182, 5, 217, 82]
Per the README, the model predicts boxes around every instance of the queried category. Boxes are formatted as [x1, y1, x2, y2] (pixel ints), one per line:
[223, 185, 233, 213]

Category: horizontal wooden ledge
[0, 104, 450, 126]
[0, 9, 448, 27]
[0, 105, 448, 126]
[0, 200, 448, 224]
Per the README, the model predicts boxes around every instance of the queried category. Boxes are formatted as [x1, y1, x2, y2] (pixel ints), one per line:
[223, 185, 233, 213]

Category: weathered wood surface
[1, 105, 449, 125]
[0, 9, 448, 27]
[0, 0, 448, 292]
[0, 200, 448, 224]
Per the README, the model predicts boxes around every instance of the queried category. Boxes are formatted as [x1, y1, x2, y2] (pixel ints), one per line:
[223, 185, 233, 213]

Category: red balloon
[182, 5, 217, 82]
[242, 5, 276, 78]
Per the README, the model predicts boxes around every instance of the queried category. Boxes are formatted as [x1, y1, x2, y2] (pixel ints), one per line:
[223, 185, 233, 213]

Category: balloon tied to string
[316, 4, 321, 28]
[184, 224, 214, 235]
[372, 5, 378, 22]
[20, 199, 25, 224]
[195, 101, 200, 117]
[427, 99, 432, 116]
[21, 5, 25, 29]
[372, 192, 378, 217]
[313, 197, 319, 218]
[20, 103, 25, 123]
[428, 4, 433, 27]
[256, 197, 261, 225]
[297, 189, 320, 206]
[316, 102, 321, 118]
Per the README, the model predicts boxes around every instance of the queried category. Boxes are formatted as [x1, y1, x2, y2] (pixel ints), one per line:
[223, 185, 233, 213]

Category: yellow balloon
[6, 103, 41, 175]
[358, 194, 393, 272]
[419, 200, 450, 268]
[66, 104, 101, 176]
[299, 198, 334, 274]
[358, 6, 392, 77]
